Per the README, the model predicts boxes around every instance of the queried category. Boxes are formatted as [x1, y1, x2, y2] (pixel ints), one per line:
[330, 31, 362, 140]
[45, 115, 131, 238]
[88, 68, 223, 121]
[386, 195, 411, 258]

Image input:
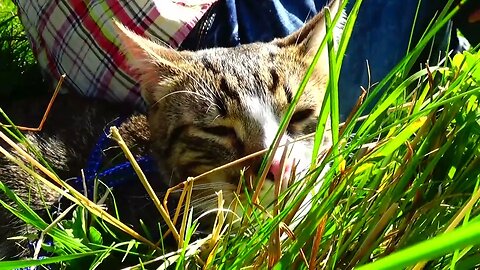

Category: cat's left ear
[112, 20, 192, 105]
[272, 0, 344, 61]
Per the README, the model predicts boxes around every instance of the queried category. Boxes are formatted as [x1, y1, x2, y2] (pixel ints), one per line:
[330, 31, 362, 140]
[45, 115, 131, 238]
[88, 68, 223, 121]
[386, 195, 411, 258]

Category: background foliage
[0, 0, 479, 269]
[0, 0, 47, 100]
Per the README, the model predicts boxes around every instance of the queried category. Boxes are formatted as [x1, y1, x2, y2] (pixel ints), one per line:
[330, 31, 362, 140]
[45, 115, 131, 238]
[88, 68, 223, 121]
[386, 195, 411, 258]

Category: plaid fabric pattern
[14, 0, 216, 108]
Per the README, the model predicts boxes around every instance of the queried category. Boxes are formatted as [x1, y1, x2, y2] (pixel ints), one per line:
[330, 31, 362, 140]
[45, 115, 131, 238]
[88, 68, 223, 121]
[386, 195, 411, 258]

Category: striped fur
[115, 0, 342, 213]
[0, 1, 343, 257]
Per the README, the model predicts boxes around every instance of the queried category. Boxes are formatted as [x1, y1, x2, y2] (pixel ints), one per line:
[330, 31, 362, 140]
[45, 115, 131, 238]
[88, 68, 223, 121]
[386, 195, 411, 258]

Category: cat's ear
[113, 21, 191, 105]
[272, 0, 344, 65]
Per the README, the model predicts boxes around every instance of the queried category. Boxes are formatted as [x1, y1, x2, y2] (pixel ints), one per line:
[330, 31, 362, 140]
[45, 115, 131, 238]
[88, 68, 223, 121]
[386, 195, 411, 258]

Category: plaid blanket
[14, 0, 216, 108]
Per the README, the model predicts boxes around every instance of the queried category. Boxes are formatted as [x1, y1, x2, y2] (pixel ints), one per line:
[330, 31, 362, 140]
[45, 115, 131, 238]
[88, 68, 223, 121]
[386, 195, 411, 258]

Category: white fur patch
[243, 95, 312, 176]
[244, 96, 280, 148]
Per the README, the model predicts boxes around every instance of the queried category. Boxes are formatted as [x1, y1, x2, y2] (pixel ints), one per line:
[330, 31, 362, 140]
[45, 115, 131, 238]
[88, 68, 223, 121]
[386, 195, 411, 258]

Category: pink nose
[269, 153, 293, 183]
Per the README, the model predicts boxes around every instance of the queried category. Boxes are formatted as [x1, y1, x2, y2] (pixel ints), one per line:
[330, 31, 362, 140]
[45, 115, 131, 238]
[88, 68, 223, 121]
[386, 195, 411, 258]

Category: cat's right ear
[272, 0, 343, 49]
[113, 21, 191, 105]
[272, 0, 343, 71]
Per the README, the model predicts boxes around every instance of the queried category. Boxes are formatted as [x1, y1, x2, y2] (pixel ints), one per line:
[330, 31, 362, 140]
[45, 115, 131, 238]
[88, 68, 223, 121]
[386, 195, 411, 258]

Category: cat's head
[114, 0, 343, 214]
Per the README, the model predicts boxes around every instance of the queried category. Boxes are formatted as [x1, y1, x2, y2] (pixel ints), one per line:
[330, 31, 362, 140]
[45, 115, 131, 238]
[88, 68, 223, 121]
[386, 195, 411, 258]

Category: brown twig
[309, 216, 328, 269]
[340, 87, 367, 136]
[3, 74, 65, 132]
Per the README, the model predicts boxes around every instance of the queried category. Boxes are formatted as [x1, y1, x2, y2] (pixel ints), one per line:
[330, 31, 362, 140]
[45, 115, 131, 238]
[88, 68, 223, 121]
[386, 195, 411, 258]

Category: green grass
[0, 0, 47, 99]
[1, 0, 480, 269]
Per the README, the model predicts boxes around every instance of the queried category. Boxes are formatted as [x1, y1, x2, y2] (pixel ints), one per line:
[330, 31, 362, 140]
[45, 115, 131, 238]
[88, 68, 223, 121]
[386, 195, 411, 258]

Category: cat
[0, 0, 342, 259]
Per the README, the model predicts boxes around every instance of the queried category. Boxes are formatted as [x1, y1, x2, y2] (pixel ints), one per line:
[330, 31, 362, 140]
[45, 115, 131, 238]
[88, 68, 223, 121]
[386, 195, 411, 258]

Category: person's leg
[185, 0, 438, 118]
[13, 0, 215, 109]
[182, 0, 329, 50]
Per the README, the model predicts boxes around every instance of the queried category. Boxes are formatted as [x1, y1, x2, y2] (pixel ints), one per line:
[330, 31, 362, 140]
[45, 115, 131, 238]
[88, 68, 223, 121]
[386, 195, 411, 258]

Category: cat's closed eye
[200, 125, 245, 154]
[288, 108, 316, 134]
[290, 108, 315, 124]
[200, 125, 238, 138]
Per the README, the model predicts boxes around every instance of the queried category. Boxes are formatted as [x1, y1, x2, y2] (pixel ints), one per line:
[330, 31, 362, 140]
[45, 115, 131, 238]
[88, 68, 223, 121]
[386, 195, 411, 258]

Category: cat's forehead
[183, 43, 312, 118]
[193, 45, 285, 102]
[199, 42, 280, 56]
[196, 43, 283, 68]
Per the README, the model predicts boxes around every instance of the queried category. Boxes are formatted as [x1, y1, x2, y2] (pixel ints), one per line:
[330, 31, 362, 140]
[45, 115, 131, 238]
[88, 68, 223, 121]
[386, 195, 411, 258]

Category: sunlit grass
[1, 0, 480, 269]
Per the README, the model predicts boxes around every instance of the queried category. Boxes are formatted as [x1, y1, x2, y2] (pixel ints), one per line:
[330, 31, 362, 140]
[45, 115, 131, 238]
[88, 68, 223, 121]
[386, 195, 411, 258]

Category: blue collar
[73, 118, 158, 198]
[23, 118, 159, 265]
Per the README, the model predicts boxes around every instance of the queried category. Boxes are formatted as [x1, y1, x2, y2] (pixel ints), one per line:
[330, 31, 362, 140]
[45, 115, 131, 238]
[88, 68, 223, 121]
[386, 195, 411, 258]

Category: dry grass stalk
[109, 126, 181, 243]
[0, 129, 159, 250]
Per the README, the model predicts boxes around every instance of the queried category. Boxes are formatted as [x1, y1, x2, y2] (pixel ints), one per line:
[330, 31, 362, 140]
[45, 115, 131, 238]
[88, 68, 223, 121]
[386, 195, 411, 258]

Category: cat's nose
[269, 156, 293, 183]
[268, 139, 294, 183]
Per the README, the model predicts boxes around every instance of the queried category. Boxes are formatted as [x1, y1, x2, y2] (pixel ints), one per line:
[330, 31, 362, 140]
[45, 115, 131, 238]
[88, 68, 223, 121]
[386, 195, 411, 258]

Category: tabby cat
[0, 0, 342, 258]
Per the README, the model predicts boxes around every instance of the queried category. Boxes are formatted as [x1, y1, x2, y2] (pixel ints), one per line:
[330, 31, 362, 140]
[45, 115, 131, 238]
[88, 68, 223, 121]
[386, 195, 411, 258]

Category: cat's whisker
[191, 195, 221, 206]
[156, 90, 212, 105]
[172, 196, 216, 217]
[162, 132, 317, 203]
[205, 101, 222, 116]
[168, 186, 236, 208]
[182, 64, 214, 93]
[179, 73, 215, 103]
[191, 182, 237, 190]
[154, 54, 218, 110]
[174, 193, 237, 219]
[160, 112, 376, 211]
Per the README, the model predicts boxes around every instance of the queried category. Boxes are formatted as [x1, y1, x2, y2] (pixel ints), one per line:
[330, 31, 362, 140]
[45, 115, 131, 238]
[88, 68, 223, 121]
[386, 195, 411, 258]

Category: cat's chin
[173, 159, 330, 238]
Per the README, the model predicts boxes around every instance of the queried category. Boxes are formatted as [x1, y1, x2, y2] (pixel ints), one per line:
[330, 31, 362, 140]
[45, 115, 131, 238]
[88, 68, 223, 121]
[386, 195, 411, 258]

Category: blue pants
[182, 0, 467, 119]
